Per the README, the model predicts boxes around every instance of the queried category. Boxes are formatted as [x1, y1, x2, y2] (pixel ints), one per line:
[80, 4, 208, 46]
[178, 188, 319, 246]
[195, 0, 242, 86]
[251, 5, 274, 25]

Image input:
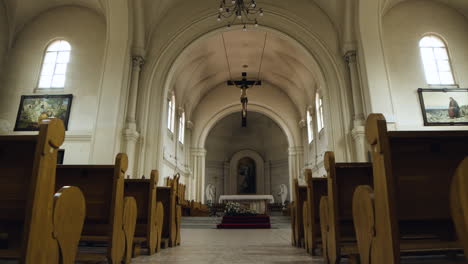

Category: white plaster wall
[161, 102, 189, 185]
[205, 112, 289, 198]
[0, 6, 106, 163]
[0, 1, 8, 73]
[383, 1, 468, 130]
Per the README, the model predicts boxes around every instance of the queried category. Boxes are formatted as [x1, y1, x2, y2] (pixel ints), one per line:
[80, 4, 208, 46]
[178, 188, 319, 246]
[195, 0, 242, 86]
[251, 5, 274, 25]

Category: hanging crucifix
[227, 72, 262, 127]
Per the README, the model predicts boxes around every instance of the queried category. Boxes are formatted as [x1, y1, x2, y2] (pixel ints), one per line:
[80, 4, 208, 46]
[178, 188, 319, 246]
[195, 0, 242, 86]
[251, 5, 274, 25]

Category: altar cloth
[219, 195, 275, 214]
[218, 195, 275, 203]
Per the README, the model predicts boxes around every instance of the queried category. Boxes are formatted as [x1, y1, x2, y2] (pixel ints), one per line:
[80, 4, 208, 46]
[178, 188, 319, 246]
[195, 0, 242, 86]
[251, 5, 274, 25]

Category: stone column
[264, 160, 271, 195]
[288, 146, 304, 201]
[191, 148, 206, 202]
[345, 51, 368, 162]
[123, 56, 145, 178]
[223, 161, 230, 196]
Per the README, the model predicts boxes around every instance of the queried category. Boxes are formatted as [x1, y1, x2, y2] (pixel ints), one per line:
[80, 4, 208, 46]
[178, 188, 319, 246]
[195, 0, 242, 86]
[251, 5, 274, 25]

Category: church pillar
[345, 51, 368, 162]
[264, 160, 271, 195]
[288, 146, 304, 201]
[223, 161, 229, 196]
[90, 0, 130, 164]
[123, 56, 144, 178]
[191, 148, 206, 202]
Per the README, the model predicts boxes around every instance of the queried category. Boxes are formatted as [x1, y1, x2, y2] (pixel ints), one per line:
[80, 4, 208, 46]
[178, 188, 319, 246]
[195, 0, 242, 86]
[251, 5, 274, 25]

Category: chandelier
[217, 0, 264, 30]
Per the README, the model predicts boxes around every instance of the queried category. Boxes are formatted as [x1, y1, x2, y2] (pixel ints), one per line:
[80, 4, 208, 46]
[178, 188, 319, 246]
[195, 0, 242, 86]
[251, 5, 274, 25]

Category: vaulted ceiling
[171, 29, 317, 115]
[383, 0, 468, 17]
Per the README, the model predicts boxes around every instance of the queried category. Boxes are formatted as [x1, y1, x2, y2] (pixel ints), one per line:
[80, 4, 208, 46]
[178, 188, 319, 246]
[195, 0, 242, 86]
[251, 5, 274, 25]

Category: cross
[227, 72, 262, 127]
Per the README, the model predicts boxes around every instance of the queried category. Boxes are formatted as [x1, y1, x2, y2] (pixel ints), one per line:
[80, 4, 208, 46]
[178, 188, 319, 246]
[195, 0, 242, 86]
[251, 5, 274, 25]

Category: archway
[134, 6, 353, 201]
[204, 112, 291, 203]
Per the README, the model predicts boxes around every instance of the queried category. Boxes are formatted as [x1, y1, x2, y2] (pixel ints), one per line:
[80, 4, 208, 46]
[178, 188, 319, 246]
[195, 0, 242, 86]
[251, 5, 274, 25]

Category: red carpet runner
[217, 215, 271, 229]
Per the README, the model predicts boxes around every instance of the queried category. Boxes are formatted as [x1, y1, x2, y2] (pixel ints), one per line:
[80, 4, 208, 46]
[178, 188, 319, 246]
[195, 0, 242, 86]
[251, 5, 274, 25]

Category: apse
[204, 112, 289, 203]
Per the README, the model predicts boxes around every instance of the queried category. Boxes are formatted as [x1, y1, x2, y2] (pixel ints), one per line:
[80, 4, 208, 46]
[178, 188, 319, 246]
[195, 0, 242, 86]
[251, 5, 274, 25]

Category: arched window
[316, 93, 324, 132]
[306, 110, 313, 144]
[167, 95, 175, 133]
[178, 111, 185, 144]
[419, 35, 455, 85]
[38, 40, 71, 88]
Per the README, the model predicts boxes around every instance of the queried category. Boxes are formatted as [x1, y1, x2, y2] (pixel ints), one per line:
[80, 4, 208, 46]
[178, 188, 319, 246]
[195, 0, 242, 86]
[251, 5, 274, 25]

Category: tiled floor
[132, 228, 321, 264]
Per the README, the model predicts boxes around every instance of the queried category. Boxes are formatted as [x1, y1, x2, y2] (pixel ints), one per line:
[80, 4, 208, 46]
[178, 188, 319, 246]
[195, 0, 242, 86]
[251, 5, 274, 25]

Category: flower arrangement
[224, 201, 257, 216]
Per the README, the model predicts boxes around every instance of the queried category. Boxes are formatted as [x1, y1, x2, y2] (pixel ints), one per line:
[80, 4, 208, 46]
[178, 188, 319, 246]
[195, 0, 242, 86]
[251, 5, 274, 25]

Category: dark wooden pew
[56, 153, 138, 264]
[353, 113, 467, 264]
[451, 157, 468, 257]
[124, 170, 164, 256]
[0, 118, 85, 264]
[320, 151, 373, 264]
[303, 169, 327, 255]
[157, 174, 180, 248]
[292, 178, 307, 248]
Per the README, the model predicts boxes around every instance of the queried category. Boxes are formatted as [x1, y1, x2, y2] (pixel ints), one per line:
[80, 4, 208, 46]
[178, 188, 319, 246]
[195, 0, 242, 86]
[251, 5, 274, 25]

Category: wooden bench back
[0, 119, 65, 262]
[124, 170, 158, 237]
[293, 178, 307, 246]
[306, 171, 327, 226]
[366, 114, 468, 250]
[56, 154, 127, 237]
[325, 152, 373, 223]
[157, 176, 178, 246]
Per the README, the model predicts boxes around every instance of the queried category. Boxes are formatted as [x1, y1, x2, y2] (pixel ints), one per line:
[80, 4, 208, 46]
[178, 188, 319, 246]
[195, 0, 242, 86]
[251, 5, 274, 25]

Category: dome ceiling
[172, 29, 318, 114]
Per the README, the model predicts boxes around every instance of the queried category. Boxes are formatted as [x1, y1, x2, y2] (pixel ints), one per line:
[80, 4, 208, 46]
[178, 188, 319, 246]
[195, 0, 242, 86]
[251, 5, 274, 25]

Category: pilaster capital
[344, 50, 357, 64]
[191, 148, 207, 157]
[298, 119, 306, 128]
[132, 56, 145, 68]
[186, 120, 194, 130]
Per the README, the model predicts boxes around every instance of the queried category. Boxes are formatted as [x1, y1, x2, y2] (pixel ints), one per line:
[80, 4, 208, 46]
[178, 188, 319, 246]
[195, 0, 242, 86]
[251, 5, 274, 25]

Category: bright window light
[419, 36, 454, 85]
[306, 110, 313, 143]
[38, 40, 71, 89]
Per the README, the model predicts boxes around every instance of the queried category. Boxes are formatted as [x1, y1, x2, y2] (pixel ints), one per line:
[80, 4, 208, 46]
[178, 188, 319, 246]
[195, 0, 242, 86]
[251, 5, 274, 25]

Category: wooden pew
[188, 201, 210, 216]
[124, 170, 164, 256]
[451, 158, 468, 257]
[56, 153, 138, 264]
[353, 113, 467, 264]
[303, 169, 327, 255]
[292, 178, 307, 248]
[157, 174, 180, 248]
[320, 151, 373, 264]
[0, 118, 85, 264]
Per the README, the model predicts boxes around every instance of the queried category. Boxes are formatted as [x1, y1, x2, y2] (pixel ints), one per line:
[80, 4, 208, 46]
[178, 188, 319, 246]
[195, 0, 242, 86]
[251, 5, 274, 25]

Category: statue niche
[237, 157, 256, 194]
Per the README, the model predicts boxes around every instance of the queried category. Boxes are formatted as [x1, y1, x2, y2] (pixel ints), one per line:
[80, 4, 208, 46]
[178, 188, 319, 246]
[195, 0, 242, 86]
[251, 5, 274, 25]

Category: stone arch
[228, 149, 265, 195]
[197, 103, 297, 149]
[137, 21, 352, 177]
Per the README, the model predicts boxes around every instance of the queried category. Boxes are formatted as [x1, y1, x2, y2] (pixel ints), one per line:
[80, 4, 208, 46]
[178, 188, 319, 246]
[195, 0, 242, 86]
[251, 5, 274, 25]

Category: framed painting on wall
[418, 88, 468, 126]
[14, 94, 73, 131]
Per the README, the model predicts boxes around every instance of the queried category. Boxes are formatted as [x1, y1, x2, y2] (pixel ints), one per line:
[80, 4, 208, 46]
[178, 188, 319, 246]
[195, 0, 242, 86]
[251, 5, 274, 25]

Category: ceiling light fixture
[217, 0, 263, 29]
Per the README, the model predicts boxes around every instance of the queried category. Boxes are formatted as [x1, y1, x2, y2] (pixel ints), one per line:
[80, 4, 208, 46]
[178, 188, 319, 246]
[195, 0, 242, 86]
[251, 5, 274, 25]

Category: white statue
[205, 184, 216, 203]
[278, 184, 288, 205]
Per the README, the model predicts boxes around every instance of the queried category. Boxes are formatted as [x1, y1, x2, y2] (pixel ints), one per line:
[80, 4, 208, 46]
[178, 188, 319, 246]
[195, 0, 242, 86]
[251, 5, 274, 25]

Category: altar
[219, 195, 275, 215]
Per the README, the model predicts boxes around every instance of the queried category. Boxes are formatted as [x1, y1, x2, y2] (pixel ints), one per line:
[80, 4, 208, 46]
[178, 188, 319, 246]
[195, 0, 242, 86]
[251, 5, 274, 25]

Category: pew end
[361, 113, 468, 263]
[52, 186, 86, 264]
[451, 157, 468, 260]
[123, 196, 137, 264]
[353, 185, 375, 264]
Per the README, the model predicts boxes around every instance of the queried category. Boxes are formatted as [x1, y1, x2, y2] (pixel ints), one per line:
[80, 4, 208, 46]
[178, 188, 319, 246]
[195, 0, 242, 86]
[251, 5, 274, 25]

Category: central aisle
[132, 228, 321, 264]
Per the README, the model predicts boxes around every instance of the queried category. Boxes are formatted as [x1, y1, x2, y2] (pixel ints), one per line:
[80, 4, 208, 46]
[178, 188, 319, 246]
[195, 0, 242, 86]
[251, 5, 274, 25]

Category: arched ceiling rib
[172, 29, 318, 115]
[383, 0, 468, 17]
